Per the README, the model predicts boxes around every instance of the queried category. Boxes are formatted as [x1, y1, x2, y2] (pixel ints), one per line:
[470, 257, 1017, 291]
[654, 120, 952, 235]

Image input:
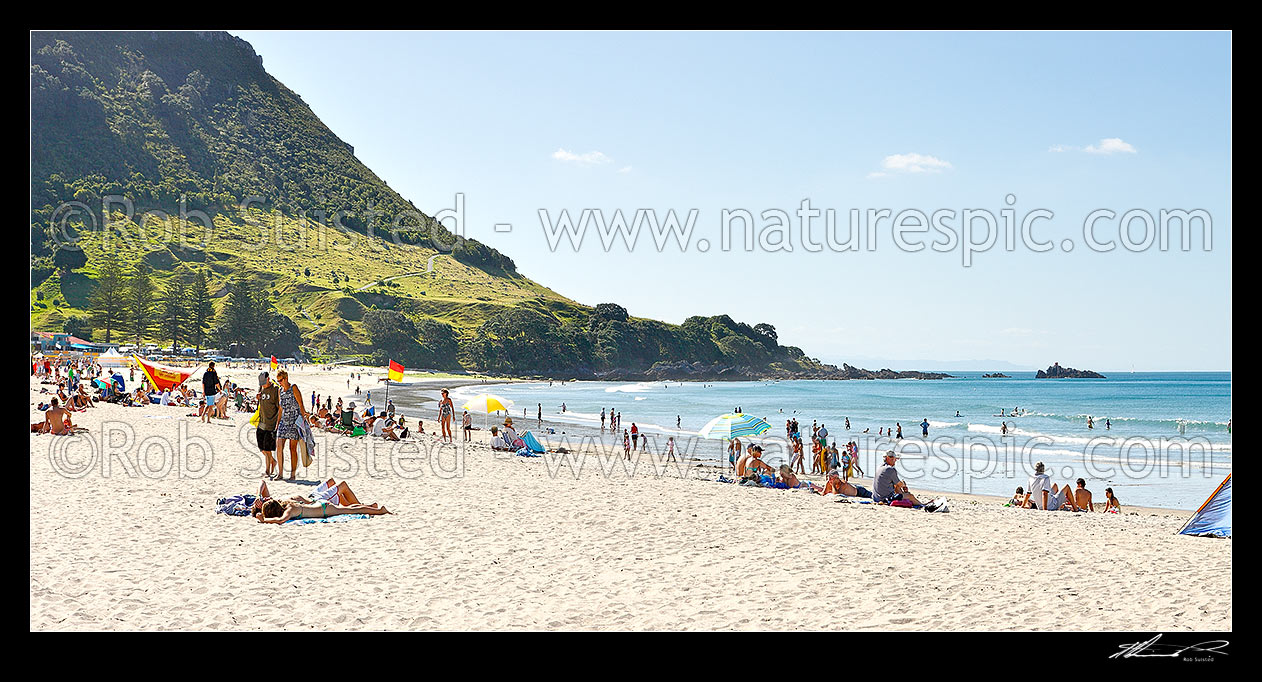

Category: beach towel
[285, 514, 371, 525]
[295, 417, 316, 467]
[216, 494, 259, 516]
[515, 447, 541, 458]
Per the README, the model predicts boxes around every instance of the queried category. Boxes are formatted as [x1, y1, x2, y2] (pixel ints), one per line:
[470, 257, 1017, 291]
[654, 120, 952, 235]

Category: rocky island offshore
[1035, 363, 1106, 379]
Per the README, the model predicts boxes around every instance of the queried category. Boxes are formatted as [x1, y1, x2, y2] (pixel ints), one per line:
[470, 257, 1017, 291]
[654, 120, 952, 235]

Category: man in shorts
[201, 361, 221, 423]
[256, 372, 280, 478]
[871, 450, 923, 505]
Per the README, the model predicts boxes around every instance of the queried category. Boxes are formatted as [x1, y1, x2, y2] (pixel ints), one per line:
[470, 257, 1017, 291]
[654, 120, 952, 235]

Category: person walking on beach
[630, 423, 639, 450]
[921, 418, 929, 437]
[623, 429, 631, 460]
[256, 372, 279, 479]
[601, 408, 607, 431]
[201, 361, 221, 424]
[462, 410, 472, 441]
[666, 437, 676, 461]
[537, 403, 542, 425]
[274, 370, 308, 481]
[438, 389, 455, 443]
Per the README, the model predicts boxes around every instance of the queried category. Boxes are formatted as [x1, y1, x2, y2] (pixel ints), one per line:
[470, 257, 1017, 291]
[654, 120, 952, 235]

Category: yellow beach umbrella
[461, 393, 515, 428]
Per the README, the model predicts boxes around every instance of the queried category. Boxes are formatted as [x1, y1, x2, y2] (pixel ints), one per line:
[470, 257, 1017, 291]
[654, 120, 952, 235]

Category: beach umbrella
[699, 413, 772, 472]
[698, 413, 772, 440]
[461, 393, 515, 428]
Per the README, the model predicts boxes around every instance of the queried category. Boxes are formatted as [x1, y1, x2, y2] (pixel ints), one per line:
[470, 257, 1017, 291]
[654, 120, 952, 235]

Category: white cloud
[551, 148, 613, 165]
[866, 171, 890, 179]
[1051, 138, 1138, 155]
[878, 153, 953, 174]
[1084, 137, 1138, 155]
[617, 165, 632, 174]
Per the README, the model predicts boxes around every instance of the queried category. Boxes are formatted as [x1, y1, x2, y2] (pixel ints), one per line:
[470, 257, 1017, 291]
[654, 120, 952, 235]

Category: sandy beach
[29, 366, 1231, 631]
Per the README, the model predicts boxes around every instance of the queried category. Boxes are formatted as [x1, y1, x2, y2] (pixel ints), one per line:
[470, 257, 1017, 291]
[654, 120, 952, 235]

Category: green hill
[29, 31, 853, 379]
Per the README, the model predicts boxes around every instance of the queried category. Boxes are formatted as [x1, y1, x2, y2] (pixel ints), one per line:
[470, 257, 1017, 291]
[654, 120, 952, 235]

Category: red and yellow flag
[388, 360, 404, 382]
[270, 356, 278, 372]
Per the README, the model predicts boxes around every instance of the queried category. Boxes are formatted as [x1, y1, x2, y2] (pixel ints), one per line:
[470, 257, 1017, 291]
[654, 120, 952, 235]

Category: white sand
[29, 367, 1232, 631]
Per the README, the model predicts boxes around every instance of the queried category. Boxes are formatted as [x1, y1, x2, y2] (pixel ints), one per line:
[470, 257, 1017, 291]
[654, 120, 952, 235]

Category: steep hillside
[29, 31, 929, 380]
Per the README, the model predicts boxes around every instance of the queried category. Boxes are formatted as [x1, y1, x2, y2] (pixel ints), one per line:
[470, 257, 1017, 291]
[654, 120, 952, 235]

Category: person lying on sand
[777, 464, 826, 492]
[250, 478, 365, 514]
[255, 497, 391, 523]
[822, 469, 873, 498]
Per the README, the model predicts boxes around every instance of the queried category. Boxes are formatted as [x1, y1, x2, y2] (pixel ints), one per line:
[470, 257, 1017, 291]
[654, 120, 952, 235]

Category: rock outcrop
[1035, 363, 1105, 379]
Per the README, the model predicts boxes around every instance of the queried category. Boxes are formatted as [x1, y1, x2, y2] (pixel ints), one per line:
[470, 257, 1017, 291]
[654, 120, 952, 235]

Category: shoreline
[29, 368, 1230, 630]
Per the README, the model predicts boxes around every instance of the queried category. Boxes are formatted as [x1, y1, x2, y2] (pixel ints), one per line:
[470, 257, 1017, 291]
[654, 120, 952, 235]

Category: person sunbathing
[1103, 487, 1122, 513]
[821, 469, 873, 497]
[255, 497, 391, 523]
[489, 426, 513, 450]
[250, 478, 364, 512]
[38, 398, 75, 435]
[777, 464, 824, 491]
[735, 445, 773, 477]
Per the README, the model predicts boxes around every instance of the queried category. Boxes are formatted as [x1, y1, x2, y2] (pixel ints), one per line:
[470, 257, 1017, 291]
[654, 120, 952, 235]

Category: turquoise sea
[435, 372, 1230, 511]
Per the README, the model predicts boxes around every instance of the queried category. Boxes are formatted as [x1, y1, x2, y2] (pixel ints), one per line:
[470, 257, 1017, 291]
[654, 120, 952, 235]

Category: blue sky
[234, 31, 1231, 371]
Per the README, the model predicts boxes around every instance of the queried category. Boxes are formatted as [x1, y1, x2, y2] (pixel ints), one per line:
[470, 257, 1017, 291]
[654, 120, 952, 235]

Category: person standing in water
[921, 418, 929, 437]
[601, 408, 606, 431]
[896, 423, 903, 439]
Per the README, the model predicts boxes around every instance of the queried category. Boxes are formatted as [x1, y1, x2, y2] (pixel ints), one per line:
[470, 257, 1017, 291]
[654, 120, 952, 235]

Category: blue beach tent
[520, 430, 546, 454]
[1177, 474, 1231, 538]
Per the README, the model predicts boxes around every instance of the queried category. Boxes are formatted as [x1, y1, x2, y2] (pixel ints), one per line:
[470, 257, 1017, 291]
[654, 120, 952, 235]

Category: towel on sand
[284, 514, 372, 525]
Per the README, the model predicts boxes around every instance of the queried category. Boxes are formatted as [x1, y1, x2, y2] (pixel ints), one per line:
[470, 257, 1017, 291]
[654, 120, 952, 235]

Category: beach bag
[249, 405, 261, 427]
[890, 499, 916, 508]
[923, 497, 950, 513]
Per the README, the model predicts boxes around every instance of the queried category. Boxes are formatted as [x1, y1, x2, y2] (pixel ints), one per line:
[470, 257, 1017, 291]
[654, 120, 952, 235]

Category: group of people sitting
[489, 417, 521, 450]
[728, 442, 880, 499]
[306, 399, 420, 441]
[1009, 462, 1122, 512]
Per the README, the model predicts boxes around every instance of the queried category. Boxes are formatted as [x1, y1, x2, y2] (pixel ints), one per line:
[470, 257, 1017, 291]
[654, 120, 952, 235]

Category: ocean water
[434, 372, 1231, 511]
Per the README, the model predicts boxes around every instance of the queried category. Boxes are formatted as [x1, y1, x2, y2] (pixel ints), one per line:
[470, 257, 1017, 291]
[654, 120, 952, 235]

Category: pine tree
[125, 264, 156, 345]
[158, 272, 192, 351]
[89, 251, 128, 343]
[188, 269, 215, 351]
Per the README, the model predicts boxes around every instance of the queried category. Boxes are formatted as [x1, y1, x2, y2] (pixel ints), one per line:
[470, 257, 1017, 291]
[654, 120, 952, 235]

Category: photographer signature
[1110, 635, 1229, 660]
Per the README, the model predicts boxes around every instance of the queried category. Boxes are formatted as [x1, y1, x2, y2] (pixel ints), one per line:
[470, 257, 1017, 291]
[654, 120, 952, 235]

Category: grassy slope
[31, 209, 584, 353]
